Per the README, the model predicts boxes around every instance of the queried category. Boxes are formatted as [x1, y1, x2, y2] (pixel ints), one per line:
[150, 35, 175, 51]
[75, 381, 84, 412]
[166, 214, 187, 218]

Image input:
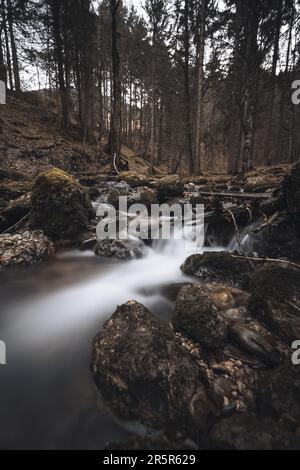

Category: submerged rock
[181, 252, 254, 288]
[248, 265, 300, 343]
[173, 284, 229, 351]
[91, 301, 212, 434]
[30, 168, 93, 240]
[0, 230, 54, 268]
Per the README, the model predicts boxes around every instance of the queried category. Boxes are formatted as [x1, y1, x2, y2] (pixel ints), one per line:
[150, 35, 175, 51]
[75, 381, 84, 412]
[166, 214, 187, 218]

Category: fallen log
[199, 190, 272, 200]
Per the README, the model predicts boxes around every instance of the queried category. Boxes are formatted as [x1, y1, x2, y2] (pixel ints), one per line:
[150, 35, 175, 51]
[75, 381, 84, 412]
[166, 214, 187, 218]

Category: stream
[0, 230, 216, 450]
[0, 219, 250, 450]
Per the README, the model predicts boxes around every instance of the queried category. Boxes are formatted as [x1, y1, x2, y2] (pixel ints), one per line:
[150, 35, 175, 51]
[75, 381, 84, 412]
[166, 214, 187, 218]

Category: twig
[252, 212, 280, 234]
[225, 208, 243, 255]
[230, 254, 300, 270]
[1, 213, 30, 235]
[113, 153, 119, 174]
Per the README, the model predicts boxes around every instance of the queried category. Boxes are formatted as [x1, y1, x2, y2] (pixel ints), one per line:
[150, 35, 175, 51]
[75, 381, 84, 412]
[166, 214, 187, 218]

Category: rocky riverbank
[1, 147, 300, 450]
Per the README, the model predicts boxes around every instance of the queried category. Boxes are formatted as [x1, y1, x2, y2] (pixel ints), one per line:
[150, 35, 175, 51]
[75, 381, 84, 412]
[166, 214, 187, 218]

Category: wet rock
[256, 366, 300, 428]
[248, 265, 300, 343]
[210, 413, 296, 450]
[91, 301, 211, 434]
[150, 176, 184, 202]
[0, 193, 31, 232]
[228, 322, 280, 367]
[173, 284, 228, 351]
[94, 239, 143, 260]
[181, 252, 253, 288]
[30, 168, 93, 240]
[0, 230, 54, 268]
[161, 282, 195, 301]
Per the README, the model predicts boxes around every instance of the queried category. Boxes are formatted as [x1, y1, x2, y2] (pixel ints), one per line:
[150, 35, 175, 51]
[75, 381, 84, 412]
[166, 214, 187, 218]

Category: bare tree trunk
[7, 0, 20, 93]
[183, 0, 194, 175]
[2, 0, 13, 91]
[195, 0, 207, 175]
[51, 0, 70, 129]
[150, 28, 157, 172]
[108, 0, 122, 169]
[264, 0, 283, 166]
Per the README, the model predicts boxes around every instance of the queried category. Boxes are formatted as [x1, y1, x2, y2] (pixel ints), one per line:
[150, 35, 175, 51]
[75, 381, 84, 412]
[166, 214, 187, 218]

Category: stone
[30, 168, 93, 240]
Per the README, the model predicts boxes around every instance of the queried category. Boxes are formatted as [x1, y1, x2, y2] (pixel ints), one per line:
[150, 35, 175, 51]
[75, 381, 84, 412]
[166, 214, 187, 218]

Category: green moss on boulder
[30, 168, 93, 240]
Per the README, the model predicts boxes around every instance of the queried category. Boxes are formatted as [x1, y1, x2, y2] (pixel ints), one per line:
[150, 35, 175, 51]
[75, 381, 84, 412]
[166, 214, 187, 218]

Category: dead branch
[230, 254, 300, 270]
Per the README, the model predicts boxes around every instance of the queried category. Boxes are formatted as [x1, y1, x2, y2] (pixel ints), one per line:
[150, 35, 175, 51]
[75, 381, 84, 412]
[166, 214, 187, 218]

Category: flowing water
[0, 214, 256, 450]
[0, 231, 219, 450]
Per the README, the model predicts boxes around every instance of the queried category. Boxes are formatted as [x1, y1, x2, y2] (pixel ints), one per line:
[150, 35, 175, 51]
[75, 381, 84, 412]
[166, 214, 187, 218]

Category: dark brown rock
[181, 252, 253, 288]
[91, 301, 211, 434]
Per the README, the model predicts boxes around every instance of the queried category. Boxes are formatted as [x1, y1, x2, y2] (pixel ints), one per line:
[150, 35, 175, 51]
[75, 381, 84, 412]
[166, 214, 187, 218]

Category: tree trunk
[183, 0, 194, 175]
[7, 0, 20, 93]
[2, 0, 13, 91]
[264, 0, 283, 166]
[195, 0, 207, 175]
[51, 0, 71, 129]
[108, 0, 122, 169]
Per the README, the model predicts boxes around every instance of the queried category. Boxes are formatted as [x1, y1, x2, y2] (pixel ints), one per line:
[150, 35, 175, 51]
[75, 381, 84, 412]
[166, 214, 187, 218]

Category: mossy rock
[30, 168, 93, 240]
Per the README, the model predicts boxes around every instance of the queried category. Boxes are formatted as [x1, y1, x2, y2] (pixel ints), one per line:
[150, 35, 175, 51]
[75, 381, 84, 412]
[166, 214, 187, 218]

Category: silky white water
[0, 232, 220, 449]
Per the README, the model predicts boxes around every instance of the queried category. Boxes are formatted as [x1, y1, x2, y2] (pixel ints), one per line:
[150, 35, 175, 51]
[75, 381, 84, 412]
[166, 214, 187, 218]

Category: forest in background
[1, 0, 300, 175]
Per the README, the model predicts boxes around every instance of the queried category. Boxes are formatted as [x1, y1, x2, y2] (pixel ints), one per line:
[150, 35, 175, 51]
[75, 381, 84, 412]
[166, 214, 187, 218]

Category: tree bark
[195, 0, 207, 175]
[108, 0, 122, 169]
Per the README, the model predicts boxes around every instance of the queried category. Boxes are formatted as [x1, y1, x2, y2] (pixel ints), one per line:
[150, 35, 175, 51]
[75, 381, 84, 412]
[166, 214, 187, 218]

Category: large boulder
[91, 301, 212, 434]
[248, 265, 300, 343]
[181, 252, 253, 288]
[0, 230, 54, 268]
[30, 168, 93, 240]
[173, 284, 229, 351]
